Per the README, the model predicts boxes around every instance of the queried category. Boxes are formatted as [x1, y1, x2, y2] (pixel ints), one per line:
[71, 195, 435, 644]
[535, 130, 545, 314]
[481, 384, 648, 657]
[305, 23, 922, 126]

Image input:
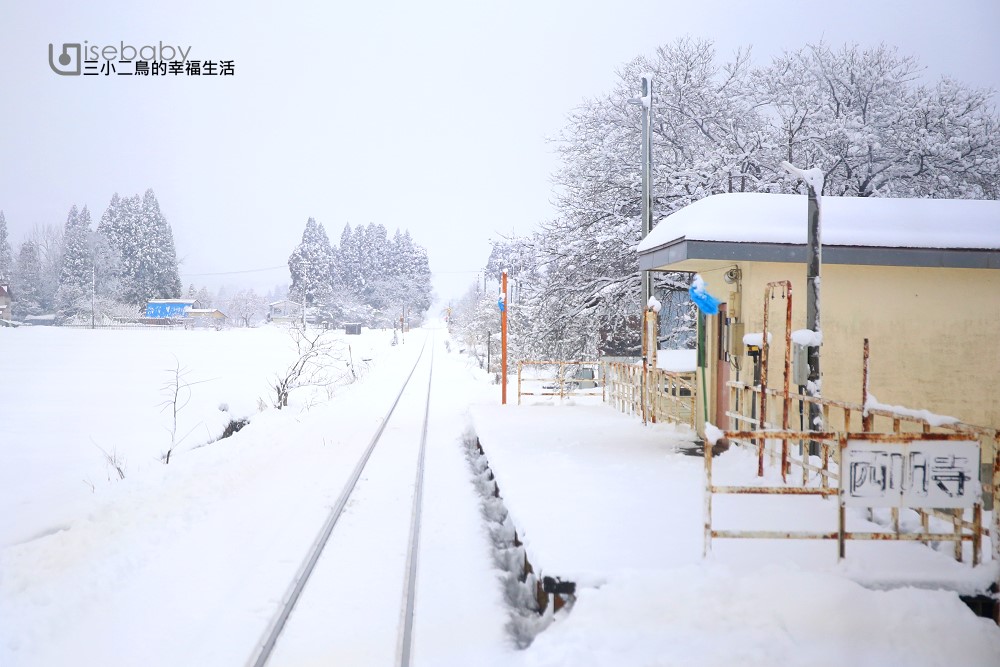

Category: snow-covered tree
[56, 205, 95, 318]
[337, 223, 362, 294]
[447, 281, 504, 371]
[226, 288, 266, 327]
[0, 210, 12, 284]
[756, 42, 1000, 198]
[141, 189, 183, 299]
[288, 217, 334, 307]
[97, 190, 182, 306]
[20, 223, 65, 315]
[513, 37, 999, 360]
[195, 286, 213, 308]
[12, 240, 43, 318]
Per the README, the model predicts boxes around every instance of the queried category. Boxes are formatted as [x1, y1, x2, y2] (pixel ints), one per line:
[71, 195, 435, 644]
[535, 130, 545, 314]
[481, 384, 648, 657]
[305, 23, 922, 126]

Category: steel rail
[248, 335, 430, 667]
[398, 333, 434, 667]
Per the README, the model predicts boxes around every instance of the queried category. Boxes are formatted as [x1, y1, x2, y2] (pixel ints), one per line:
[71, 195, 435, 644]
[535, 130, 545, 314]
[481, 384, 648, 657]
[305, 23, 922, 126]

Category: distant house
[145, 299, 197, 319]
[24, 314, 58, 326]
[637, 193, 1000, 432]
[186, 308, 227, 329]
[0, 285, 10, 321]
[268, 299, 303, 324]
[187, 308, 226, 322]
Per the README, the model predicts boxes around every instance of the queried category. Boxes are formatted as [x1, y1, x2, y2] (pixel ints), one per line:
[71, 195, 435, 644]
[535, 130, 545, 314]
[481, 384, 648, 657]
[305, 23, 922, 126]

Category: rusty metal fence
[710, 338, 997, 570]
[705, 425, 995, 566]
[603, 361, 697, 428]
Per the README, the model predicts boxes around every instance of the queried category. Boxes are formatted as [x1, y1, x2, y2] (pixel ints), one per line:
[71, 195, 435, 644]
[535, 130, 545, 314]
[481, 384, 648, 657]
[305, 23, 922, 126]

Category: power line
[180, 266, 485, 277]
[179, 265, 287, 277]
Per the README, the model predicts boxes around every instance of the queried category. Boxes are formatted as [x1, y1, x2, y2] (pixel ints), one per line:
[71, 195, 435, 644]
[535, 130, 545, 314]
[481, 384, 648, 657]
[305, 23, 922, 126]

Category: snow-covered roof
[147, 298, 197, 304]
[638, 193, 1000, 254]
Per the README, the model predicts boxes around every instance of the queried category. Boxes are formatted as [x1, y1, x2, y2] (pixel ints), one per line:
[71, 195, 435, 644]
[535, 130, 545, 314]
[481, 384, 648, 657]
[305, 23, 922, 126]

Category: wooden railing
[517, 361, 602, 404]
[603, 361, 696, 428]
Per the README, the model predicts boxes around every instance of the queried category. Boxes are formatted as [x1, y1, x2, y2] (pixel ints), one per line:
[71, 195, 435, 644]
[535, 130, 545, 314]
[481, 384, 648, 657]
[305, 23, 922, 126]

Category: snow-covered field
[1, 324, 998, 666]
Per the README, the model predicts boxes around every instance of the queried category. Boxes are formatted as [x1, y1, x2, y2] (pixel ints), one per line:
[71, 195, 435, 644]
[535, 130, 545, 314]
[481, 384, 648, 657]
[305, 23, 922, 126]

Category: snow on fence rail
[704, 428, 993, 566]
[516, 360, 602, 404]
[602, 361, 696, 428]
[715, 365, 998, 571]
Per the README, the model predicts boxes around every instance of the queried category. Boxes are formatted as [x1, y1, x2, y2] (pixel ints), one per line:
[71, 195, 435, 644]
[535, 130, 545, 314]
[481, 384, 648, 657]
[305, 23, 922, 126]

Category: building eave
[639, 238, 1000, 272]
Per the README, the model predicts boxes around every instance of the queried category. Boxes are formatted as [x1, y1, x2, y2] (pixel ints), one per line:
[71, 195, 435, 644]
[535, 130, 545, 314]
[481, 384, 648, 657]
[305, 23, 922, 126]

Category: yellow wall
[695, 262, 1000, 431]
[702, 262, 1000, 428]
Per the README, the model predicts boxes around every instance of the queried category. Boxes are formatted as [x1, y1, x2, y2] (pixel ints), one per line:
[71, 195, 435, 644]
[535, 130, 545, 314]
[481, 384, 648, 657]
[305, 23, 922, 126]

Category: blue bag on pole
[689, 274, 720, 315]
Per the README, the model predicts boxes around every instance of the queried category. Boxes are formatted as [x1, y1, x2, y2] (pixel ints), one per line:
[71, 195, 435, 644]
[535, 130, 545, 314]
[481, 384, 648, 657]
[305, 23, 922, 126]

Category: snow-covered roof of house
[638, 193, 1000, 271]
[147, 298, 197, 304]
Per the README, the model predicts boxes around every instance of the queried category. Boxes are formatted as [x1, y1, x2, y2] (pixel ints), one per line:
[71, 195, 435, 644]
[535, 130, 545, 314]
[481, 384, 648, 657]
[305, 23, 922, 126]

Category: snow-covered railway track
[248, 333, 435, 667]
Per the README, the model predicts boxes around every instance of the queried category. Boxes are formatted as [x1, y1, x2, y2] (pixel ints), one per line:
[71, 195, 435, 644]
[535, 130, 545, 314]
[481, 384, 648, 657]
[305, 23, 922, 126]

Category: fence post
[704, 434, 713, 557]
[517, 362, 522, 406]
[993, 433, 1000, 585]
[838, 433, 847, 560]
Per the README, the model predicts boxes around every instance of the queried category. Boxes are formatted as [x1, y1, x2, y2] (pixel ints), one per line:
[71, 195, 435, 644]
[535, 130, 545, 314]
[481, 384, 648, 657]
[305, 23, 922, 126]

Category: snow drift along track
[248, 333, 434, 667]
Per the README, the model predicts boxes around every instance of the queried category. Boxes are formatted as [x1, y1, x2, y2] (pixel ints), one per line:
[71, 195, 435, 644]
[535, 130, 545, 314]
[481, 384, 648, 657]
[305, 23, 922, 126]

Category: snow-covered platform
[472, 400, 996, 593]
[471, 399, 1000, 664]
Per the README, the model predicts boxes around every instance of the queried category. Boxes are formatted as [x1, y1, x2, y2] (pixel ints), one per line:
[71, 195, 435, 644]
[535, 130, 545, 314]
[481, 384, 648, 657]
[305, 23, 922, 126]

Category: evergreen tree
[97, 190, 182, 305]
[196, 286, 213, 308]
[287, 219, 433, 327]
[91, 227, 122, 303]
[288, 217, 334, 306]
[337, 223, 362, 292]
[56, 205, 94, 317]
[12, 241, 43, 318]
[142, 189, 182, 299]
[0, 210, 12, 284]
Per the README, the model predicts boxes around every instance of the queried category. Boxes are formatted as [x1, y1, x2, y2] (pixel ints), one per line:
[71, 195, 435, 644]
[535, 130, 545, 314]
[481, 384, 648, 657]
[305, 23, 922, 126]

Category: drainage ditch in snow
[463, 430, 576, 648]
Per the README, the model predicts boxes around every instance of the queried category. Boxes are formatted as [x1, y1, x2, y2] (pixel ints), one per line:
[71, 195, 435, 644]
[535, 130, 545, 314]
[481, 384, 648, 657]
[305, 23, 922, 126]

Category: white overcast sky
[1, 0, 998, 304]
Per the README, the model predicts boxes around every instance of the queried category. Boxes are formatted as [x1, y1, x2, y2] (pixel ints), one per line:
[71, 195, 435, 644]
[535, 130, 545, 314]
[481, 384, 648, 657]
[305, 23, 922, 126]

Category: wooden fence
[603, 361, 696, 428]
[517, 360, 602, 404]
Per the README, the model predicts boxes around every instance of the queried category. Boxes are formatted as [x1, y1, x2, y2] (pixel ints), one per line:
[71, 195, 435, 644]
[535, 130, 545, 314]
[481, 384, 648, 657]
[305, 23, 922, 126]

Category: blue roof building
[145, 299, 196, 318]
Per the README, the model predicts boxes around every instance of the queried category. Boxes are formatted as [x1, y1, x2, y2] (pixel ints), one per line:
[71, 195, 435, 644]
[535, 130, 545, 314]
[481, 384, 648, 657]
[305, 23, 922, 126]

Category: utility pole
[781, 161, 823, 440]
[637, 74, 653, 310]
[91, 265, 96, 329]
[501, 270, 508, 405]
[631, 74, 654, 420]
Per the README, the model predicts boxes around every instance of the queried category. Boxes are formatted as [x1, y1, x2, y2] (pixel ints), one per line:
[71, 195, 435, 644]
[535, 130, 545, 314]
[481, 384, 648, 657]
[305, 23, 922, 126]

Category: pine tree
[288, 217, 334, 306]
[56, 205, 95, 318]
[337, 223, 362, 292]
[12, 241, 43, 318]
[0, 210, 12, 284]
[97, 190, 182, 305]
[142, 189, 182, 299]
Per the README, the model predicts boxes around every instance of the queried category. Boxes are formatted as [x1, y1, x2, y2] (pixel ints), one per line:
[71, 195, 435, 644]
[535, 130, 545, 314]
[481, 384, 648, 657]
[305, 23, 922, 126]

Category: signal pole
[501, 270, 508, 405]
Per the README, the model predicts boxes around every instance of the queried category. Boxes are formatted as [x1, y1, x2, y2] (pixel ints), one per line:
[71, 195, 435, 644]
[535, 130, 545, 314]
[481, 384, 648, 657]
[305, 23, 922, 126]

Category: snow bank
[517, 565, 1000, 667]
